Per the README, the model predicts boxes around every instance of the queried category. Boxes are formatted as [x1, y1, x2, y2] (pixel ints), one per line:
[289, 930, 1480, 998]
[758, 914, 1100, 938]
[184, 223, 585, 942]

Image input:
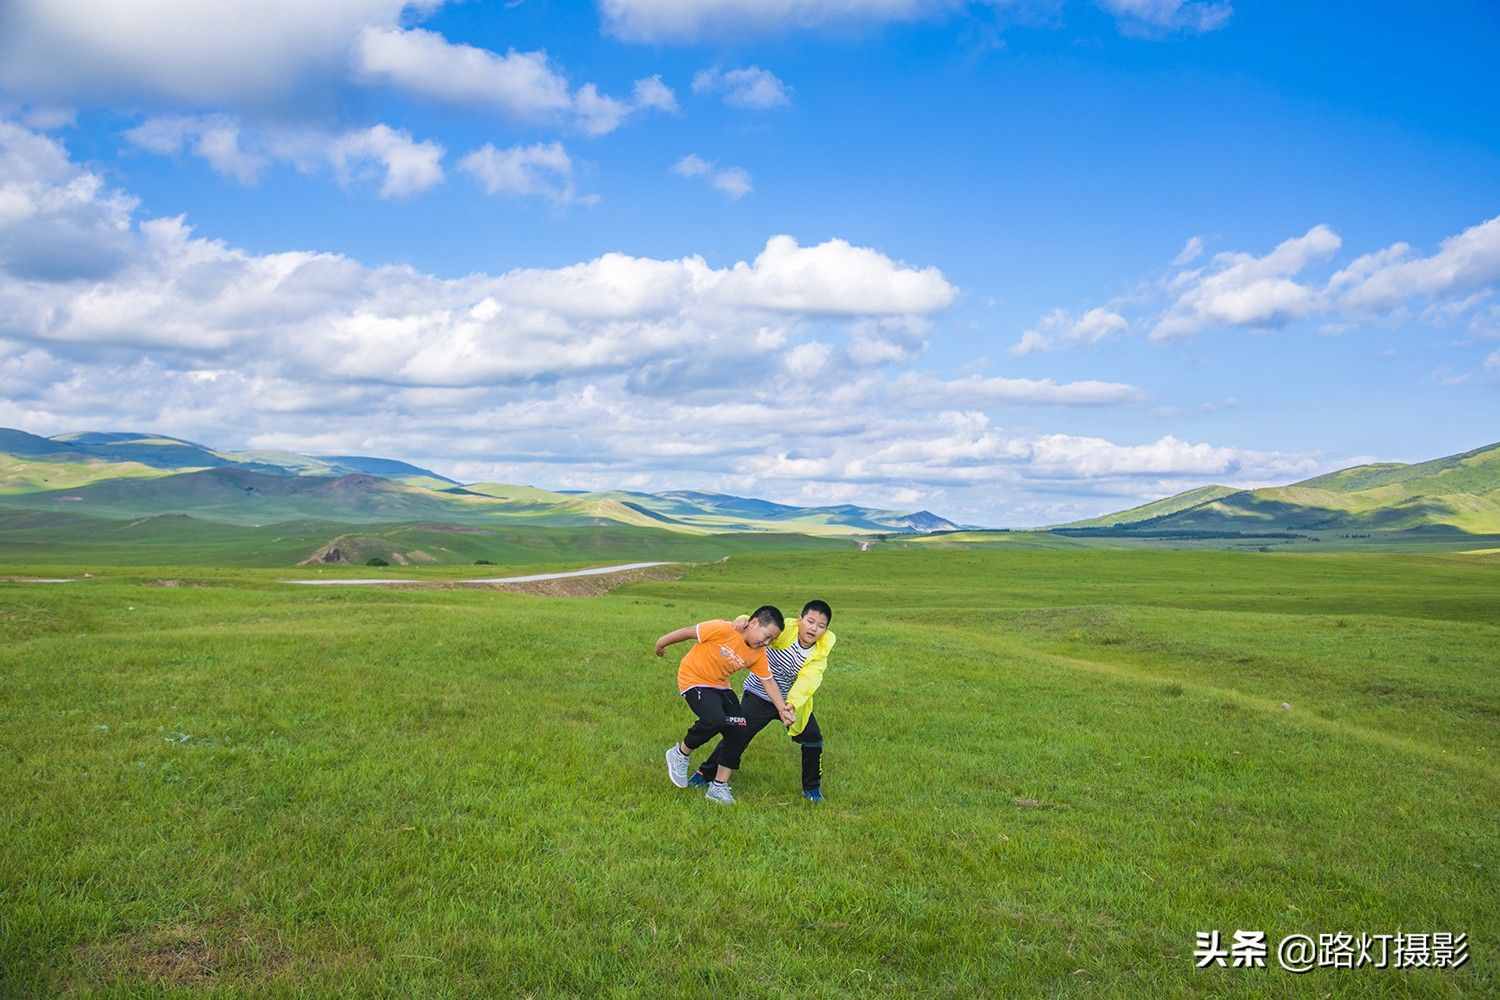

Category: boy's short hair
[801, 599, 833, 624]
[749, 605, 785, 630]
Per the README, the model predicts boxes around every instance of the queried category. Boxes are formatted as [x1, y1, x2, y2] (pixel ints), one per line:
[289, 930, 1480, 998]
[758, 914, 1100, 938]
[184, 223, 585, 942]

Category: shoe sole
[665, 747, 689, 788]
[705, 793, 734, 806]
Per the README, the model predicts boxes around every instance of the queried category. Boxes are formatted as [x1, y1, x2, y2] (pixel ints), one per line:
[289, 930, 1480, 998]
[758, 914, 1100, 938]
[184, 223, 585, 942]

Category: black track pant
[681, 686, 747, 752]
[698, 692, 824, 789]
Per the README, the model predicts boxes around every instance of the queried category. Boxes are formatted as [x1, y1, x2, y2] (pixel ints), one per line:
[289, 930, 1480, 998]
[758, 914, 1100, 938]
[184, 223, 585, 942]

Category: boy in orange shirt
[653, 606, 795, 805]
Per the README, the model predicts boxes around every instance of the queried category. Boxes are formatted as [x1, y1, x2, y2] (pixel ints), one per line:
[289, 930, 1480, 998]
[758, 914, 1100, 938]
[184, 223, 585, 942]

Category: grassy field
[2, 546, 1497, 997]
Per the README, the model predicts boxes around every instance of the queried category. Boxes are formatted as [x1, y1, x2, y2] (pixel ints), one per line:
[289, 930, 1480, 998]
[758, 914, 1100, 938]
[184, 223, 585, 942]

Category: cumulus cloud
[1330, 214, 1500, 314]
[1025, 433, 1279, 478]
[3, 122, 955, 379]
[1098, 0, 1232, 35]
[692, 66, 792, 109]
[1011, 307, 1128, 355]
[354, 26, 674, 136]
[0, 0, 417, 107]
[632, 75, 679, 113]
[0, 121, 137, 282]
[459, 142, 594, 204]
[124, 116, 268, 184]
[896, 373, 1143, 406]
[1151, 225, 1341, 340]
[124, 116, 445, 198]
[354, 26, 571, 117]
[323, 125, 445, 198]
[672, 154, 753, 200]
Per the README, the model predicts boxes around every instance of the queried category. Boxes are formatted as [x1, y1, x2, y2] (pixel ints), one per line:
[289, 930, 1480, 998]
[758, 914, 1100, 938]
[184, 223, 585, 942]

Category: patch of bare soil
[468, 563, 685, 596]
[70, 917, 291, 991]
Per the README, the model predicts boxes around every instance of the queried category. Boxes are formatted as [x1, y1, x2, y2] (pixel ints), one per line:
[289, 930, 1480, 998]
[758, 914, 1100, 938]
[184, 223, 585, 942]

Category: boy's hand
[779, 705, 796, 726]
[654, 640, 668, 657]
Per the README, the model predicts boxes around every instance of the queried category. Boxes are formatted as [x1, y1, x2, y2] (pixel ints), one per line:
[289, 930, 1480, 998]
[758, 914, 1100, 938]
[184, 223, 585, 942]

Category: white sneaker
[705, 781, 736, 805]
[665, 745, 691, 787]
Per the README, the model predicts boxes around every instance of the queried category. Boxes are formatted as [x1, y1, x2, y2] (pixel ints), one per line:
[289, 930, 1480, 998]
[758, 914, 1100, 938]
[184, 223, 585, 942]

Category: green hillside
[1058, 484, 1241, 528]
[0, 427, 959, 539]
[0, 453, 177, 494]
[1066, 441, 1500, 538]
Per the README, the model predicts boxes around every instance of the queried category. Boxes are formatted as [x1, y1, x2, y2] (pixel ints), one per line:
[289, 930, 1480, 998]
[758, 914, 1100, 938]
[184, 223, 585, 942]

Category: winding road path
[282, 561, 675, 586]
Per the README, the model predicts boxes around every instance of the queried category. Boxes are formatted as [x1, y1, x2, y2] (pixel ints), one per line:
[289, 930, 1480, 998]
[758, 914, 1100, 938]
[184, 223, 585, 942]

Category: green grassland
[0, 510, 852, 569]
[2, 546, 1496, 997]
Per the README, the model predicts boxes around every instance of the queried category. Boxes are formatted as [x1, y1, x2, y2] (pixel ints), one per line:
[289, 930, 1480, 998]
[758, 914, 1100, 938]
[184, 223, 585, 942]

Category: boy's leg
[793, 713, 823, 792]
[695, 737, 723, 781]
[711, 692, 775, 781]
[680, 686, 732, 752]
[668, 687, 736, 787]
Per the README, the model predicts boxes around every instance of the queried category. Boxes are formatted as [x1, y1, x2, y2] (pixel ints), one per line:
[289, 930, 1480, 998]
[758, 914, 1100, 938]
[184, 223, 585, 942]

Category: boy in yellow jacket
[690, 599, 836, 803]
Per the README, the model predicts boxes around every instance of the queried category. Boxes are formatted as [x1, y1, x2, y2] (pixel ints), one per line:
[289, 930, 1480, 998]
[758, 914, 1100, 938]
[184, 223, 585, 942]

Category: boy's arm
[785, 656, 827, 710]
[787, 634, 834, 708]
[653, 625, 698, 657]
[761, 678, 797, 726]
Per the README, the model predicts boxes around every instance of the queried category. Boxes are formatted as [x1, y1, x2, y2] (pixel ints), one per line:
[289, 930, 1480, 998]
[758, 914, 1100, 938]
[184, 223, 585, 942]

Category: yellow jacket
[774, 626, 836, 738]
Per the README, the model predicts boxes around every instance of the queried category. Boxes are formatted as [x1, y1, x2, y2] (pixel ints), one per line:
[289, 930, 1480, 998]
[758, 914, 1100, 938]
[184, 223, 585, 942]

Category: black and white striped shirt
[743, 639, 811, 703]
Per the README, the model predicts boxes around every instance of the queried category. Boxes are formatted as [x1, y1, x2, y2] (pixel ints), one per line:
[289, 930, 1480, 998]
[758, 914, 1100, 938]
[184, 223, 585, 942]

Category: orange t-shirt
[677, 620, 771, 693]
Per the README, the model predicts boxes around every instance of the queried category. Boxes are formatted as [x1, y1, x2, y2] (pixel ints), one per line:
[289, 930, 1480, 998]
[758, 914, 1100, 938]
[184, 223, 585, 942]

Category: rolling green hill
[1057, 485, 1241, 529]
[0, 427, 959, 539]
[1064, 440, 1500, 537]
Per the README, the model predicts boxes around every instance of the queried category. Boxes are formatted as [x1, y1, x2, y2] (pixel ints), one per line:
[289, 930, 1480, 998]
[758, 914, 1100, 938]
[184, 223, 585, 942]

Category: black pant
[681, 686, 747, 752]
[698, 692, 823, 789]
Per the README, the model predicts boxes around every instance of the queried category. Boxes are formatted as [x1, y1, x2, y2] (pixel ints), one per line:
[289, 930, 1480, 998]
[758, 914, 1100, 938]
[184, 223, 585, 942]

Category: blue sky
[0, 0, 1497, 525]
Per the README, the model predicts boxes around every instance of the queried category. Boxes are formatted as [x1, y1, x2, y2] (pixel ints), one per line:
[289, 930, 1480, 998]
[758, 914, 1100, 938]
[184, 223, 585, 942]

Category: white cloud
[784, 341, 834, 378]
[897, 373, 1143, 406]
[692, 66, 792, 109]
[1011, 306, 1127, 355]
[632, 75, 679, 113]
[124, 116, 268, 184]
[672, 153, 711, 178]
[1098, 0, 1232, 34]
[124, 116, 444, 198]
[3, 122, 954, 375]
[1330, 214, 1500, 313]
[354, 26, 571, 117]
[1485, 350, 1500, 371]
[0, 0, 416, 106]
[1172, 235, 1204, 266]
[459, 142, 592, 204]
[847, 316, 930, 366]
[354, 26, 673, 136]
[1151, 225, 1341, 340]
[19, 106, 76, 130]
[324, 125, 444, 198]
[1025, 433, 1312, 480]
[1000, 215, 1500, 352]
[672, 154, 753, 200]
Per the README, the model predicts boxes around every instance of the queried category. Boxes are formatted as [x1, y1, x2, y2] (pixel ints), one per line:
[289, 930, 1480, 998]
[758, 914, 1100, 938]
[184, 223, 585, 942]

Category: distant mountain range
[0, 428, 961, 537]
[1059, 440, 1500, 536]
